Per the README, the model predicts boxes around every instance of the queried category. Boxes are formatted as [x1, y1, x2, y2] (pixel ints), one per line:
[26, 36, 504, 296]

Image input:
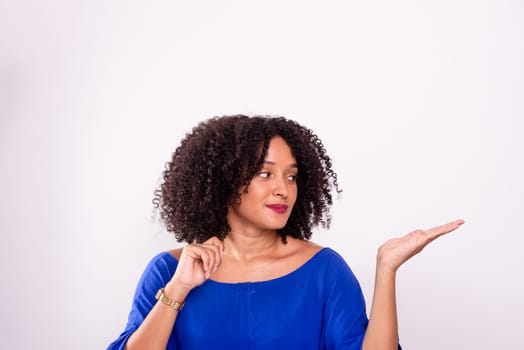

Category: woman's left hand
[377, 219, 464, 272]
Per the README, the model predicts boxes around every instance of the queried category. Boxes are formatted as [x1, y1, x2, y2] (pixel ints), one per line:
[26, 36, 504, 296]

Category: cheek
[239, 186, 267, 207]
[289, 187, 298, 205]
[246, 183, 271, 197]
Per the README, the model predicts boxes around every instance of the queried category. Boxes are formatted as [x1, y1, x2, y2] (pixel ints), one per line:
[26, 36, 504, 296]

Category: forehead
[263, 136, 297, 164]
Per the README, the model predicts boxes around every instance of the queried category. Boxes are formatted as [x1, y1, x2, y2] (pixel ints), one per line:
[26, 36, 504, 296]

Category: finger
[203, 236, 225, 268]
[199, 245, 216, 274]
[424, 220, 463, 237]
[200, 243, 223, 273]
[204, 236, 225, 256]
[425, 219, 464, 238]
[186, 244, 214, 273]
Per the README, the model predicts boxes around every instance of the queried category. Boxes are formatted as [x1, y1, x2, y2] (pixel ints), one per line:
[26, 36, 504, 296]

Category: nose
[273, 177, 288, 198]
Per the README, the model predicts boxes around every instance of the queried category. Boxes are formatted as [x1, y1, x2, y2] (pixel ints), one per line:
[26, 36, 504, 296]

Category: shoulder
[316, 248, 363, 292]
[166, 247, 183, 260]
[317, 247, 350, 266]
[305, 247, 351, 271]
[297, 246, 361, 290]
[285, 237, 346, 265]
[284, 237, 323, 257]
[282, 238, 353, 278]
[131, 251, 180, 300]
[140, 250, 179, 279]
[287, 246, 365, 304]
[276, 237, 325, 270]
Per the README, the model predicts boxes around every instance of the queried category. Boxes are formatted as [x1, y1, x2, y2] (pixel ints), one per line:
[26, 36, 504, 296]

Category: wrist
[164, 280, 192, 301]
[156, 288, 185, 311]
[376, 253, 399, 275]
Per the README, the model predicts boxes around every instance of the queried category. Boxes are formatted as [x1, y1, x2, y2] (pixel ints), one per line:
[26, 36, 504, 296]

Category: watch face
[155, 288, 164, 300]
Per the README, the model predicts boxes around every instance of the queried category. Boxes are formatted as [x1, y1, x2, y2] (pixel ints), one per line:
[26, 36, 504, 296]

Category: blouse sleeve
[321, 250, 402, 350]
[106, 253, 178, 350]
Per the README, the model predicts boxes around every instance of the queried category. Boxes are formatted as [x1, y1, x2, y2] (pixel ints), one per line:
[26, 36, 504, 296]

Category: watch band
[155, 288, 185, 311]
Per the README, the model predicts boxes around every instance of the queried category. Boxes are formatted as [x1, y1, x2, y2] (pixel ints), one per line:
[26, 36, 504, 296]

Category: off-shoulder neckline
[161, 247, 331, 286]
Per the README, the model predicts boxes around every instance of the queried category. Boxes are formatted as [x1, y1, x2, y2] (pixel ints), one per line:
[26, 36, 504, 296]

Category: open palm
[378, 219, 464, 271]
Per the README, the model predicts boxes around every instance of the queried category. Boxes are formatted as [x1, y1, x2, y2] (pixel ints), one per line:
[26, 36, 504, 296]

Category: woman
[108, 115, 463, 350]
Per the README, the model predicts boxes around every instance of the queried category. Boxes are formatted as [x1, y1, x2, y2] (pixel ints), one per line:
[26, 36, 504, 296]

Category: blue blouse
[108, 248, 401, 350]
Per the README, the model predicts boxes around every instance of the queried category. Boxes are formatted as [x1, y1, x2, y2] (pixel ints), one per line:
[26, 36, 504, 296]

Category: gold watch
[155, 288, 185, 311]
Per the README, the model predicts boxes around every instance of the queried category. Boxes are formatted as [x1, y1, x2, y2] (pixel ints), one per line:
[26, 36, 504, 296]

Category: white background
[1, 1, 523, 349]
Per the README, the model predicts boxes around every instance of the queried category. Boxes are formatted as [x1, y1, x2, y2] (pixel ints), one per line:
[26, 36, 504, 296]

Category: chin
[262, 217, 290, 231]
[272, 221, 288, 230]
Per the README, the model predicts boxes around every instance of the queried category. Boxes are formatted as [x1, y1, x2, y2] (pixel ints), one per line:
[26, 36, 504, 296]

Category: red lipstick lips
[266, 204, 288, 214]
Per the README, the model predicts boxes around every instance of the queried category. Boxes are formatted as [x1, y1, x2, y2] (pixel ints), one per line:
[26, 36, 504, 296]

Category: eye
[287, 174, 297, 182]
[258, 171, 270, 179]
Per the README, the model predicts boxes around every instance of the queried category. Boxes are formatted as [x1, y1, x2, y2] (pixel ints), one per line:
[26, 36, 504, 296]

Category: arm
[124, 237, 224, 350]
[362, 219, 464, 350]
[124, 282, 190, 350]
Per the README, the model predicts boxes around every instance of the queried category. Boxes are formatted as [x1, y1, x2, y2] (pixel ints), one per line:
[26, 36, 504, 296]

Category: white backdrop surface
[1, 1, 523, 349]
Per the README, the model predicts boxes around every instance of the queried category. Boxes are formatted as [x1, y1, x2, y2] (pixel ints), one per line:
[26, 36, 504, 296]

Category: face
[227, 136, 298, 234]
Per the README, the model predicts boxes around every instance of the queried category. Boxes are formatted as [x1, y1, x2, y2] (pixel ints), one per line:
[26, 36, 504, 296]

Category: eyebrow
[263, 160, 298, 168]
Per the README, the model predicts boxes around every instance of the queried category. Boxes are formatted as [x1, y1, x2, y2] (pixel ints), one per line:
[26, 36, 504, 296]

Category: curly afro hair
[153, 114, 341, 243]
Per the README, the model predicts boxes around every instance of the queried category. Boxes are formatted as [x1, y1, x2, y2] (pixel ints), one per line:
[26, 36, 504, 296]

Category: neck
[224, 229, 281, 262]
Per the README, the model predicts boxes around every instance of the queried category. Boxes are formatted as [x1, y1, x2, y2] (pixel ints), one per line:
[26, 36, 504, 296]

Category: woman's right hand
[124, 238, 224, 350]
[166, 236, 225, 296]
